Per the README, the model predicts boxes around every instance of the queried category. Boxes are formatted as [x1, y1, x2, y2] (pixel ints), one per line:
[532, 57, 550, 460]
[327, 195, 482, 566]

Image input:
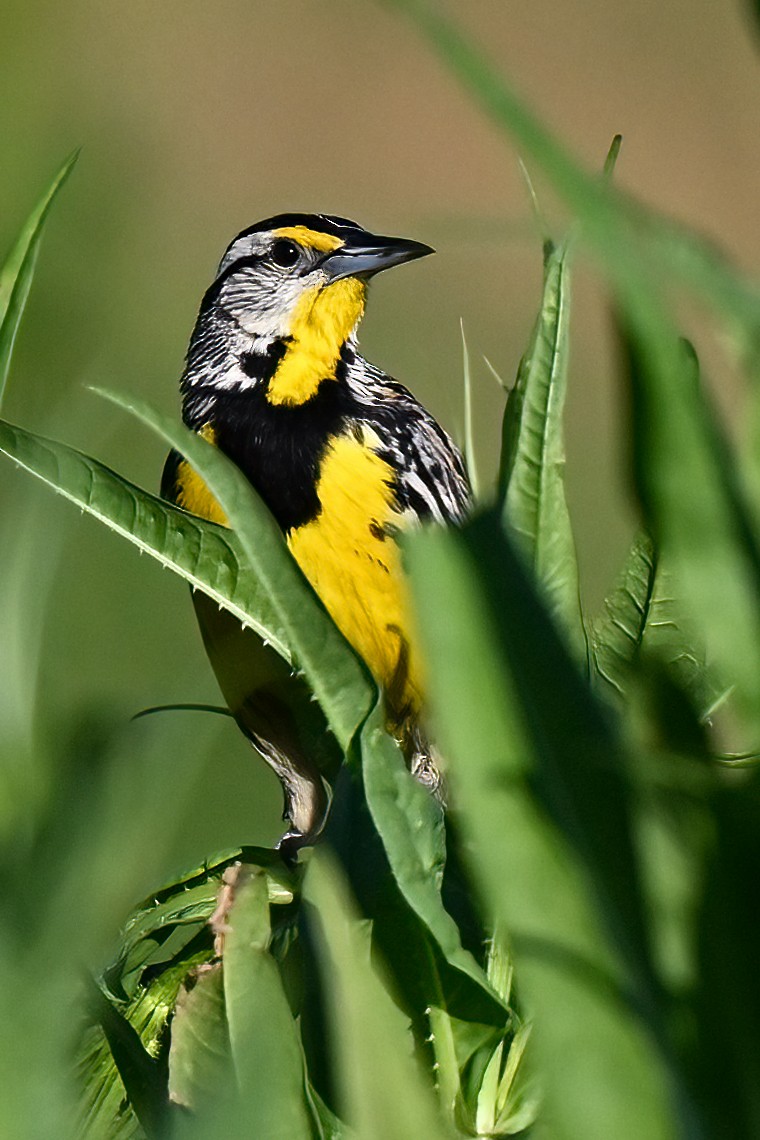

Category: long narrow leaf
[380, 0, 760, 345]
[460, 321, 480, 498]
[306, 854, 455, 1140]
[0, 418, 291, 660]
[591, 531, 657, 699]
[359, 702, 502, 1003]
[499, 238, 585, 657]
[381, 0, 760, 724]
[623, 329, 760, 725]
[0, 152, 78, 405]
[407, 511, 687, 1139]
[387, 0, 760, 725]
[223, 871, 312, 1140]
[94, 388, 375, 754]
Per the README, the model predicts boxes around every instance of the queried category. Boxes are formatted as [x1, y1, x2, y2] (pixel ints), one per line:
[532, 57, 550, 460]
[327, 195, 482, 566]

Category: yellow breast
[287, 429, 423, 721]
[172, 424, 228, 525]
[266, 278, 366, 407]
[171, 422, 422, 722]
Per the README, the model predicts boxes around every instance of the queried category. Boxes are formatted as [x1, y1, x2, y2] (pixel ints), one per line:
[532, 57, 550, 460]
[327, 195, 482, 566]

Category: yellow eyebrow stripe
[274, 225, 343, 253]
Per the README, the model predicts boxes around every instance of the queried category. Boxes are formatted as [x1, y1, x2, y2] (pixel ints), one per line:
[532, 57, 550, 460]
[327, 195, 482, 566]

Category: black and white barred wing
[350, 357, 471, 527]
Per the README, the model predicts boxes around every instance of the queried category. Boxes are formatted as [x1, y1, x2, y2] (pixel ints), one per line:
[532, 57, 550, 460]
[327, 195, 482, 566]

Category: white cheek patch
[231, 276, 305, 339]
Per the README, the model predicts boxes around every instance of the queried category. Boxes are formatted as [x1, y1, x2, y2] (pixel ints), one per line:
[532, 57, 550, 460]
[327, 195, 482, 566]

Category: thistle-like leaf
[499, 238, 585, 659]
[0, 418, 291, 660]
[94, 387, 375, 754]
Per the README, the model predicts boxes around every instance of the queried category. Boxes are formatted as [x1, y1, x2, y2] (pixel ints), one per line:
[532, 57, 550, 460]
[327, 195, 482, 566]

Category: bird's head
[201, 213, 433, 340]
[187, 214, 433, 406]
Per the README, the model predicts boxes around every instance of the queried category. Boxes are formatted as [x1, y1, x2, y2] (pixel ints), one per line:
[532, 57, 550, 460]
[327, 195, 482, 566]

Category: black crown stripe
[232, 213, 363, 244]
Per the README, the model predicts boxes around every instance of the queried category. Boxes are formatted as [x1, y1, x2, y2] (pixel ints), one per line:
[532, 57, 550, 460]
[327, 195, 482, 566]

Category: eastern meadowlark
[162, 214, 470, 849]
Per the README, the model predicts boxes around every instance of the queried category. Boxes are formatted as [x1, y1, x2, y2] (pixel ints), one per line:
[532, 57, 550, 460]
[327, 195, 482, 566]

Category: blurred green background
[2, 0, 759, 883]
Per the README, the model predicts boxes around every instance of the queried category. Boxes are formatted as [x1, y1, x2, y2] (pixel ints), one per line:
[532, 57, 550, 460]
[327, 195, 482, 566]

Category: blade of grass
[460, 320, 480, 498]
[603, 134, 623, 180]
[0, 152, 78, 405]
[483, 356, 509, 391]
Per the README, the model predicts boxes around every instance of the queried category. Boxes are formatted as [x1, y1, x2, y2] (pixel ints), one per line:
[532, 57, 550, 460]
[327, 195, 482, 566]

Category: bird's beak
[322, 234, 435, 283]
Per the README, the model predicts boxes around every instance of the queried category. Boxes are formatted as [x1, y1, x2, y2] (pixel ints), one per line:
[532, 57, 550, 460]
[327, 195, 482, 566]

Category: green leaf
[307, 1082, 354, 1140]
[594, 530, 727, 722]
[0, 417, 291, 660]
[0, 386, 376, 756]
[84, 852, 299, 1137]
[359, 701, 501, 1002]
[86, 978, 170, 1139]
[499, 238, 585, 658]
[324, 744, 510, 1130]
[602, 134, 623, 180]
[381, 0, 760, 725]
[693, 777, 760, 1136]
[0, 152, 78, 406]
[222, 869, 312, 1140]
[407, 510, 684, 1140]
[168, 963, 233, 1113]
[423, 940, 521, 1128]
[492, 1022, 539, 1135]
[632, 750, 714, 1027]
[94, 387, 375, 755]
[591, 531, 656, 699]
[107, 847, 294, 1001]
[380, 0, 760, 349]
[80, 939, 216, 1138]
[623, 330, 760, 726]
[305, 854, 456, 1140]
[460, 321, 480, 498]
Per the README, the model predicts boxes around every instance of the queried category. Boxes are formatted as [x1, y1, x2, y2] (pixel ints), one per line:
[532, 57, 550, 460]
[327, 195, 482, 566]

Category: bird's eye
[271, 239, 300, 268]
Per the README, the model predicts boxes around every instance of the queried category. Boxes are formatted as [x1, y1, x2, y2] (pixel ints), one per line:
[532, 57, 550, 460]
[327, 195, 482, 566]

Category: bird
[161, 213, 470, 851]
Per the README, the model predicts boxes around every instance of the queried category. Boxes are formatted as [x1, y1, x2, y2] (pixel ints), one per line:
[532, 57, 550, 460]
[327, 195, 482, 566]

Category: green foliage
[498, 236, 585, 658]
[408, 514, 675, 1140]
[3, 9, 760, 1137]
[0, 151, 77, 404]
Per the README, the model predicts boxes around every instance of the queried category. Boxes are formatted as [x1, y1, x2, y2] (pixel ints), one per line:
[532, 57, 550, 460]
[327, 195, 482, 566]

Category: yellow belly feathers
[287, 427, 422, 720]
[174, 425, 423, 722]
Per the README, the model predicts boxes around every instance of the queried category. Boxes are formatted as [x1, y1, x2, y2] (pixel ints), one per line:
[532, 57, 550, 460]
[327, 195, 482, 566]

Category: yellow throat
[266, 277, 366, 406]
